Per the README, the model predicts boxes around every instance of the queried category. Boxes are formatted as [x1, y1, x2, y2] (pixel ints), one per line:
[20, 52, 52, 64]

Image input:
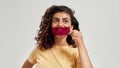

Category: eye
[52, 19, 58, 23]
[63, 19, 68, 23]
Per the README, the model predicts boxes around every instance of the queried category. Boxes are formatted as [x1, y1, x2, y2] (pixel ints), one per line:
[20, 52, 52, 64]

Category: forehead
[52, 12, 71, 19]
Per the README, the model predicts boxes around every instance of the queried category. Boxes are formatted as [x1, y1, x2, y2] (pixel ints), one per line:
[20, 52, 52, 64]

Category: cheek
[51, 23, 57, 27]
[70, 26, 73, 33]
[70, 27, 73, 31]
[64, 23, 72, 27]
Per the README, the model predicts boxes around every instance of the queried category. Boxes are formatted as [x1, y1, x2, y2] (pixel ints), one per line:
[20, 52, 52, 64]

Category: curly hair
[35, 5, 80, 50]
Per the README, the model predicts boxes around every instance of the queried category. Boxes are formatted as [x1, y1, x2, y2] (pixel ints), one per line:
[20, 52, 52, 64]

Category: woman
[22, 5, 93, 68]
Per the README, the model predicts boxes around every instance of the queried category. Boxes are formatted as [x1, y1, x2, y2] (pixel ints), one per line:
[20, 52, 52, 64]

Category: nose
[57, 20, 64, 27]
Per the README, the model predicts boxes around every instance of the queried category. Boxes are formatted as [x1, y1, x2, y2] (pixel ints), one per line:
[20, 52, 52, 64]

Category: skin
[52, 12, 73, 45]
[22, 12, 93, 68]
[52, 12, 93, 68]
[70, 30, 93, 68]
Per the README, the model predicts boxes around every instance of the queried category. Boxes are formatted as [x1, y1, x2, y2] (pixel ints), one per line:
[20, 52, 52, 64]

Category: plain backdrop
[0, 0, 120, 68]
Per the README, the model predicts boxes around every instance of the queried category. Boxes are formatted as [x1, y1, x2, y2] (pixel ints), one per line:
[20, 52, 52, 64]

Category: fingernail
[68, 32, 70, 35]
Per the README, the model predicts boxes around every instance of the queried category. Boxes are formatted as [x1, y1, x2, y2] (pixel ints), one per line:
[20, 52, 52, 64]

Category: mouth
[52, 27, 70, 36]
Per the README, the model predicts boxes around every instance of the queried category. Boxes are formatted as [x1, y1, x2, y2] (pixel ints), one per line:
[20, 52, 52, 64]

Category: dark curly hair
[35, 5, 80, 50]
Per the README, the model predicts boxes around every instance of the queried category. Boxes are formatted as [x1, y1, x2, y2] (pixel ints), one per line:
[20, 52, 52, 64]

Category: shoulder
[69, 45, 79, 58]
[65, 45, 78, 56]
[29, 45, 43, 55]
[69, 45, 78, 52]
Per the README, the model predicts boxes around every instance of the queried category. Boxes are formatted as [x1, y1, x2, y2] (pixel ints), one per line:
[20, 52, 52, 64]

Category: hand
[70, 30, 93, 68]
[70, 30, 84, 47]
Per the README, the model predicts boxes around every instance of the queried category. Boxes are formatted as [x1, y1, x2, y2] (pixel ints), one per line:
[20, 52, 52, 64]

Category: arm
[77, 41, 93, 68]
[22, 59, 34, 68]
[71, 30, 93, 68]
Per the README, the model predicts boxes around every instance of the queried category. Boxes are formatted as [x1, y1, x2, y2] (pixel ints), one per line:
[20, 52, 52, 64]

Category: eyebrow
[52, 17, 69, 20]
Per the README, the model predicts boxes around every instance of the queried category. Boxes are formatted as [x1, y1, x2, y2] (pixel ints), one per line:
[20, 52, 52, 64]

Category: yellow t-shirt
[28, 45, 80, 68]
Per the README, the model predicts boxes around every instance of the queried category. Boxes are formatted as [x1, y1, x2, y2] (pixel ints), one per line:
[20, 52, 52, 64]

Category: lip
[52, 27, 70, 36]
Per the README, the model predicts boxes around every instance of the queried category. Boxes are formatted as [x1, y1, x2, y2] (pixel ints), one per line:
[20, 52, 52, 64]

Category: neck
[54, 36, 68, 46]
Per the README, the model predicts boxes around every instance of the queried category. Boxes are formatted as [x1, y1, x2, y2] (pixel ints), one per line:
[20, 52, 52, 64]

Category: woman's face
[51, 12, 73, 37]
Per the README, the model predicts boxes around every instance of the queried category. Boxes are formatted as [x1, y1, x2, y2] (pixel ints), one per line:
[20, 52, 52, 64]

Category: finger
[72, 36, 79, 41]
[70, 30, 80, 37]
[72, 36, 77, 42]
[70, 30, 76, 36]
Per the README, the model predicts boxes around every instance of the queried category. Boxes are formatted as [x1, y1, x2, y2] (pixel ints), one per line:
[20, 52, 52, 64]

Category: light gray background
[0, 0, 120, 68]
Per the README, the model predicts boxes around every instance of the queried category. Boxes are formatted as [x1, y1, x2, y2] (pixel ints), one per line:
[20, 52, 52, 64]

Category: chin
[55, 35, 67, 38]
